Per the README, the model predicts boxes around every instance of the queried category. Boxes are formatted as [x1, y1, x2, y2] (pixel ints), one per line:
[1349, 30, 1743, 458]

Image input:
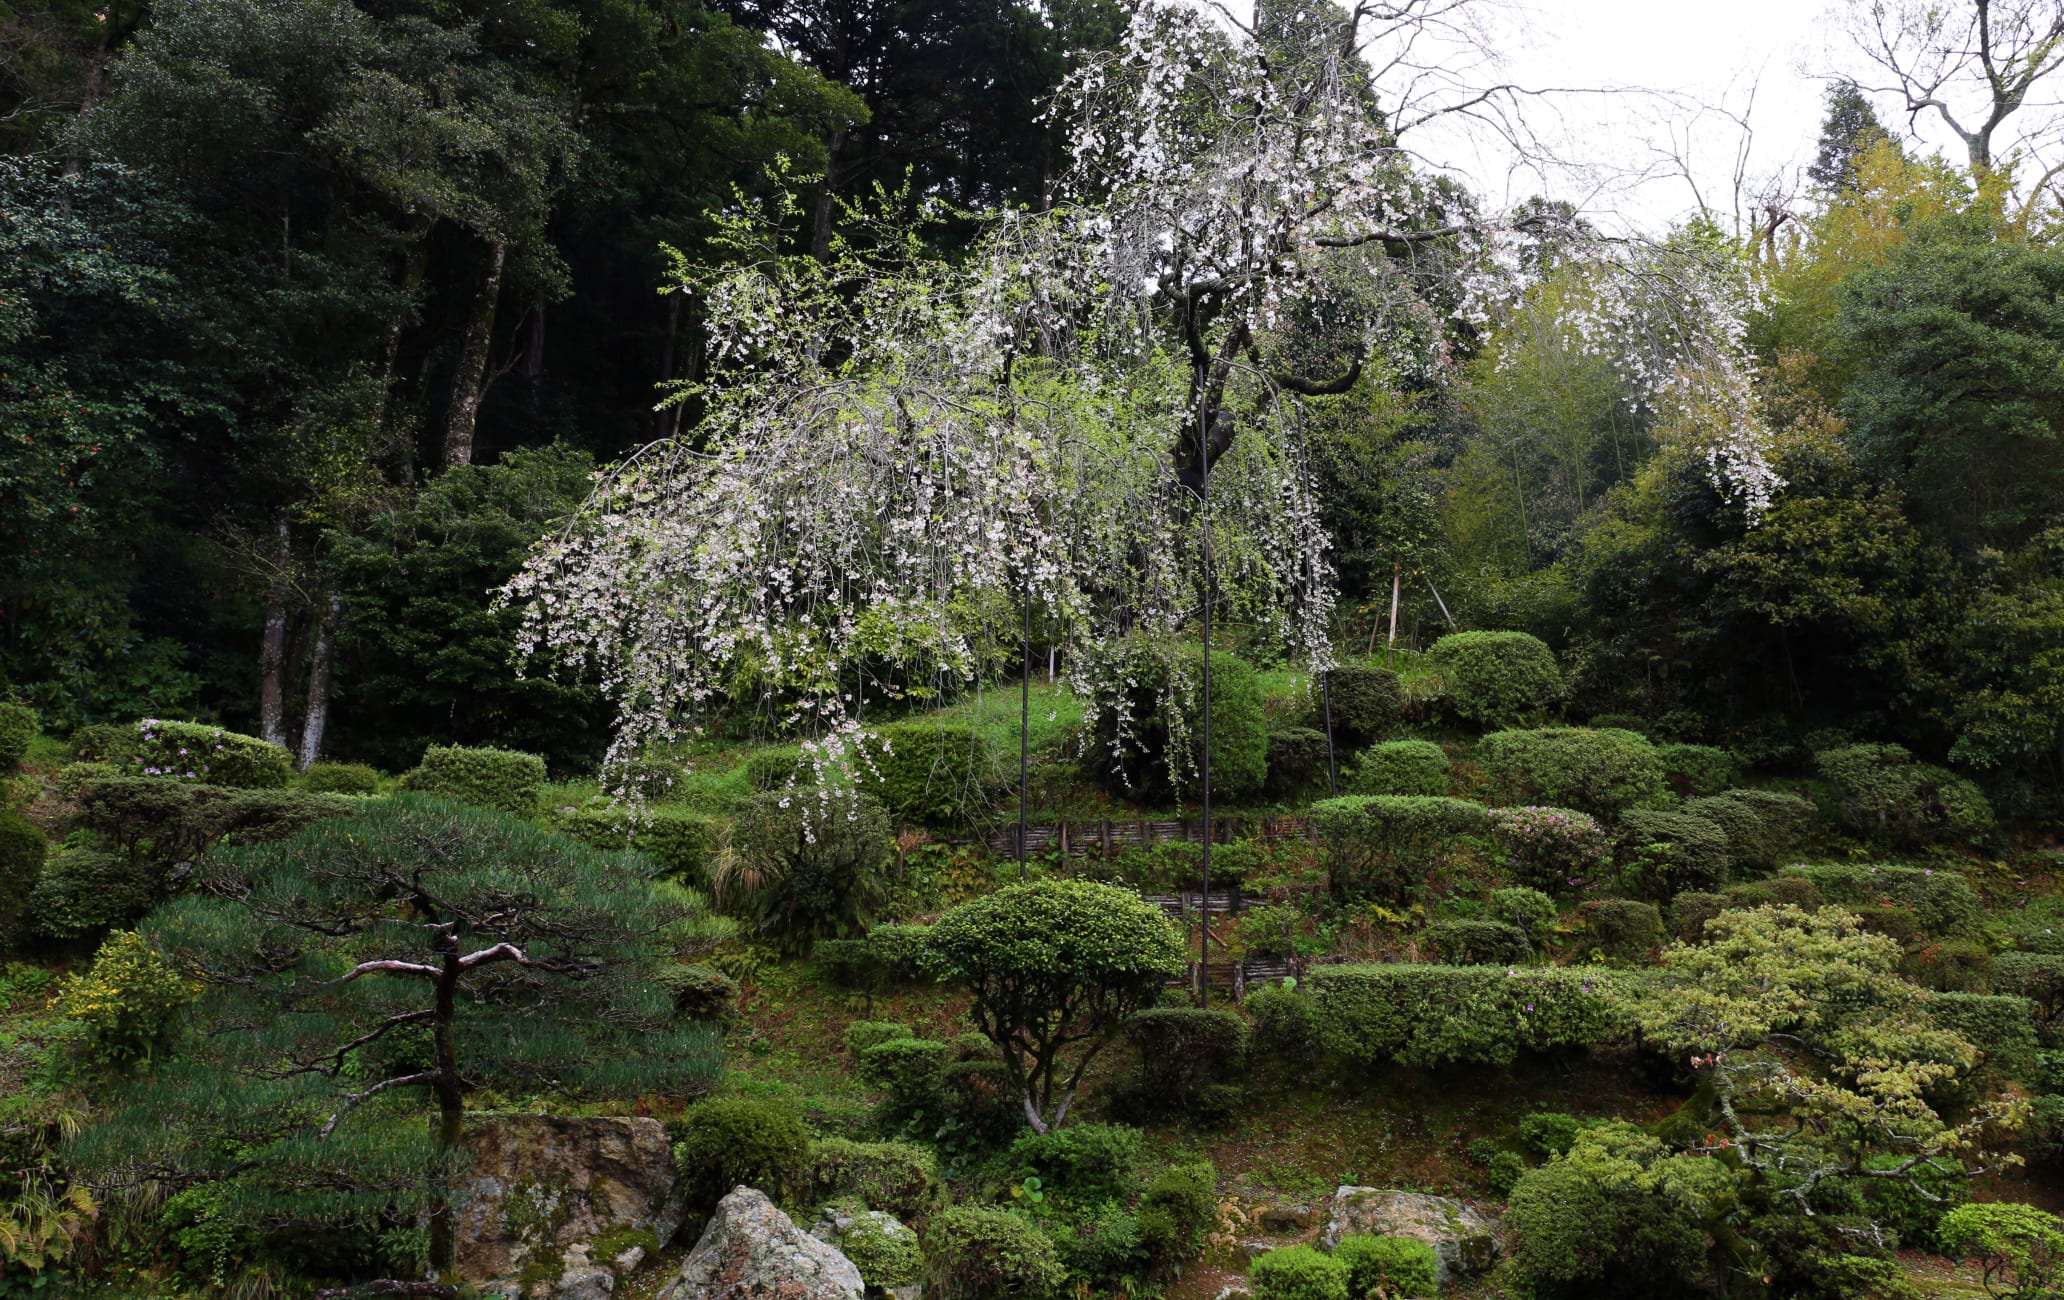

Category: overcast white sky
[1416, 0, 1848, 233]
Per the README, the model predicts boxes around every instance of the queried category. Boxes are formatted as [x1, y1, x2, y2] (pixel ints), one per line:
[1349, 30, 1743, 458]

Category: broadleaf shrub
[1615, 808, 1733, 899]
[1657, 743, 1739, 797]
[654, 965, 738, 1024]
[553, 804, 716, 886]
[860, 1038, 953, 1110]
[1319, 665, 1405, 744]
[1138, 1161, 1216, 1276]
[1488, 806, 1611, 895]
[1332, 1234, 1437, 1299]
[1083, 637, 1268, 803]
[1504, 1123, 1715, 1298]
[1115, 1007, 1248, 1123]
[1681, 795, 1772, 873]
[804, 1137, 937, 1220]
[1781, 864, 1983, 939]
[1480, 727, 1669, 819]
[1351, 740, 1450, 797]
[1575, 899, 1664, 962]
[52, 930, 197, 1065]
[1310, 795, 1489, 902]
[1265, 727, 1333, 797]
[1303, 964, 1619, 1069]
[298, 762, 380, 796]
[924, 1206, 1066, 1300]
[0, 700, 37, 768]
[1666, 892, 1727, 944]
[1427, 631, 1563, 729]
[1995, 952, 2064, 1019]
[1009, 1123, 1142, 1203]
[1248, 1244, 1348, 1300]
[0, 808, 47, 949]
[1245, 982, 1318, 1065]
[399, 745, 546, 815]
[671, 1094, 810, 1213]
[27, 842, 162, 942]
[871, 721, 996, 826]
[1816, 743, 1994, 845]
[1489, 887, 1559, 942]
[1425, 919, 1529, 965]
[130, 720, 291, 788]
[1930, 993, 2040, 1082]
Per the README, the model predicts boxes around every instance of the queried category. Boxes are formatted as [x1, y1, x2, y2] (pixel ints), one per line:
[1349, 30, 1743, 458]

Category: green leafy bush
[1615, 808, 1734, 898]
[0, 808, 47, 949]
[1303, 964, 1619, 1069]
[1115, 1007, 1248, 1124]
[27, 842, 161, 942]
[1937, 1202, 2064, 1297]
[1657, 743, 1740, 797]
[718, 791, 894, 952]
[1911, 939, 1993, 993]
[1479, 728, 1669, 819]
[1488, 886, 1560, 941]
[1666, 892, 1728, 944]
[743, 746, 804, 792]
[1816, 743, 1995, 845]
[1351, 739, 1450, 797]
[1859, 1154, 1965, 1251]
[1320, 665, 1406, 744]
[1781, 864, 1983, 939]
[1576, 899, 1664, 961]
[1265, 727, 1334, 797]
[1083, 638, 1268, 803]
[805, 1138, 938, 1220]
[871, 721, 996, 826]
[553, 804, 716, 886]
[1680, 795, 1771, 872]
[1310, 795, 1489, 902]
[132, 720, 291, 788]
[1996, 952, 2064, 1019]
[1245, 981, 1318, 1064]
[845, 1021, 915, 1057]
[1504, 1124, 1715, 1298]
[0, 700, 37, 768]
[1332, 1234, 1437, 1299]
[399, 744, 546, 815]
[671, 1094, 810, 1213]
[1725, 874, 1824, 911]
[298, 762, 380, 795]
[52, 929, 197, 1065]
[1425, 919, 1530, 965]
[1488, 806, 1611, 895]
[867, 923, 933, 984]
[834, 1208, 924, 1290]
[1930, 993, 2041, 1082]
[70, 722, 137, 763]
[1137, 1161, 1216, 1276]
[1427, 631, 1564, 729]
[71, 777, 354, 866]
[1516, 1111, 1593, 1159]
[1248, 1243, 1349, 1300]
[938, 1059, 1025, 1146]
[860, 1038, 953, 1111]
[1010, 1123, 1143, 1203]
[1714, 787, 1817, 846]
[1236, 901, 1306, 959]
[654, 965, 738, 1024]
[924, 1206, 1066, 1300]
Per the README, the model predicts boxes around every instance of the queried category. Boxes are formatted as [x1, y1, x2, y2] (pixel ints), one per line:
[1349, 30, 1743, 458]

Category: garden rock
[666, 1186, 865, 1299]
[1322, 1188, 1499, 1287]
[810, 1204, 920, 1300]
[450, 1113, 682, 1298]
[1257, 1202, 1320, 1231]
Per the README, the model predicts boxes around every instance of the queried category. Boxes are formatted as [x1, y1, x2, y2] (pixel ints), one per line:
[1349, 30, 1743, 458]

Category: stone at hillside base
[1321, 1187, 1500, 1289]
[809, 1204, 920, 1300]
[665, 1186, 865, 1300]
[451, 1113, 683, 1299]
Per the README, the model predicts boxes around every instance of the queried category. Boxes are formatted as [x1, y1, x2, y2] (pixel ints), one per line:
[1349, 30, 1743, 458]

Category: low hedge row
[1780, 864, 1983, 939]
[552, 803, 716, 886]
[1301, 964, 1622, 1069]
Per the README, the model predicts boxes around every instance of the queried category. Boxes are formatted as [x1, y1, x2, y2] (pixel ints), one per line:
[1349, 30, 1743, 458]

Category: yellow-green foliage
[54, 930, 197, 1065]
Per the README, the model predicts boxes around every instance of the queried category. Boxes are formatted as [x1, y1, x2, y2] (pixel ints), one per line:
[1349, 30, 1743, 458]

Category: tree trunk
[259, 518, 292, 749]
[297, 593, 341, 770]
[442, 239, 506, 468]
[810, 129, 847, 264]
[1386, 565, 1402, 655]
[427, 940, 465, 1276]
[655, 291, 682, 441]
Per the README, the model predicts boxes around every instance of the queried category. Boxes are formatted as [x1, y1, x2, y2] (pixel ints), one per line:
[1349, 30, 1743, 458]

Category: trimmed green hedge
[1265, 727, 1333, 796]
[552, 803, 716, 885]
[805, 1137, 938, 1220]
[1425, 919, 1530, 965]
[1930, 992, 2040, 1082]
[1615, 808, 1733, 898]
[1816, 743, 1994, 845]
[401, 745, 546, 816]
[1351, 740, 1450, 797]
[0, 701, 37, 768]
[1576, 899, 1664, 961]
[26, 844, 159, 942]
[1320, 665, 1406, 743]
[1302, 964, 1620, 1069]
[871, 721, 995, 825]
[1994, 952, 2064, 1019]
[299, 761, 381, 795]
[1310, 796, 1489, 902]
[1479, 728, 1669, 820]
[132, 720, 291, 788]
[924, 1206, 1066, 1300]
[1249, 1244, 1348, 1300]
[1428, 631, 1564, 729]
[1085, 638, 1268, 803]
[0, 809, 47, 950]
[1657, 743, 1739, 797]
[671, 1094, 810, 1213]
[1780, 864, 1983, 939]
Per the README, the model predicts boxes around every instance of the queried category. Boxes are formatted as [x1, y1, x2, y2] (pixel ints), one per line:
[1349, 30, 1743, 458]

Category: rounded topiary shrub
[1118, 1007, 1249, 1121]
[1009, 1124, 1143, 1203]
[0, 808, 48, 949]
[1265, 726, 1334, 797]
[1615, 809, 1733, 898]
[1352, 740, 1450, 797]
[400, 745, 546, 815]
[299, 761, 381, 795]
[1576, 898, 1664, 962]
[1489, 886, 1559, 942]
[1479, 728, 1669, 820]
[1488, 805, 1611, 895]
[655, 965, 738, 1024]
[836, 1209, 925, 1292]
[0, 701, 37, 768]
[1657, 744, 1739, 798]
[1425, 919, 1529, 965]
[717, 791, 893, 953]
[924, 1206, 1066, 1300]
[554, 804, 717, 886]
[1427, 631, 1563, 729]
[26, 843, 160, 942]
[805, 1138, 938, 1220]
[671, 1094, 810, 1213]
[1311, 795, 1490, 903]
[132, 720, 292, 788]
[1319, 665, 1406, 743]
[1082, 636, 1267, 804]
[1333, 1234, 1437, 1299]
[1816, 743, 1994, 845]
[1505, 1130, 1709, 1298]
[844, 1020, 915, 1057]
[870, 721, 996, 826]
[1681, 795, 1771, 871]
[1248, 1243, 1349, 1300]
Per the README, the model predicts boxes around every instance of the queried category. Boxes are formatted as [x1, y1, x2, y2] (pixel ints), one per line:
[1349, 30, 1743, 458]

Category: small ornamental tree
[68, 795, 726, 1280]
[921, 880, 1185, 1133]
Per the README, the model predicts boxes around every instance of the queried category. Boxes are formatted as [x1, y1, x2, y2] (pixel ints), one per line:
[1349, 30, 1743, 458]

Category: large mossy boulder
[1321, 1187, 1500, 1289]
[666, 1186, 864, 1300]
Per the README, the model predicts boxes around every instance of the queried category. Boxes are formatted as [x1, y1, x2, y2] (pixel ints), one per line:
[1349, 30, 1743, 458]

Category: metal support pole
[1019, 575, 1031, 883]
[1321, 667, 1337, 798]
[1197, 412, 1213, 1009]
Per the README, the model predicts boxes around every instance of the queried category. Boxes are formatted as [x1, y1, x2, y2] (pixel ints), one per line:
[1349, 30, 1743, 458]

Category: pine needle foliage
[69, 794, 724, 1277]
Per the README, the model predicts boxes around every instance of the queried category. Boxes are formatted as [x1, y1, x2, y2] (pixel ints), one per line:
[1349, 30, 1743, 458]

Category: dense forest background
[6, 0, 2064, 822]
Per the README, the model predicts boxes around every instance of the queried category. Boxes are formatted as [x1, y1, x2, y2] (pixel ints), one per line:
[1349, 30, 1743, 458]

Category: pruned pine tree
[67, 795, 726, 1282]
